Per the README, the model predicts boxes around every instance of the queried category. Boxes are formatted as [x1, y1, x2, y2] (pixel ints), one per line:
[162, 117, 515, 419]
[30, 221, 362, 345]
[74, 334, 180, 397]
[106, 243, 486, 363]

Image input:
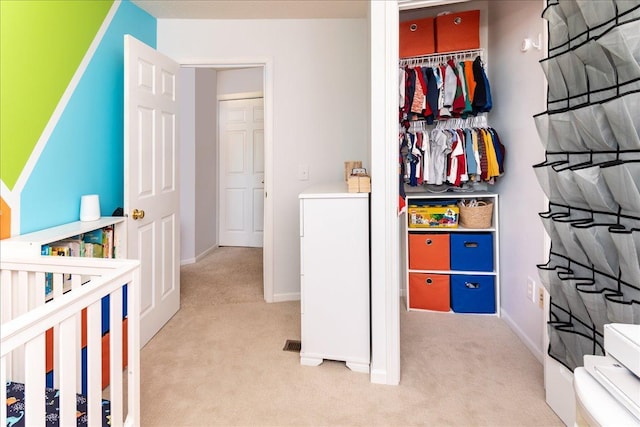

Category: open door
[124, 34, 180, 347]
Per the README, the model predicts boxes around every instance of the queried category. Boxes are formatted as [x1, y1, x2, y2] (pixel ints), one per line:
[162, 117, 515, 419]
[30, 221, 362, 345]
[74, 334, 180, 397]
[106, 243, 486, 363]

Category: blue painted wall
[21, 1, 156, 233]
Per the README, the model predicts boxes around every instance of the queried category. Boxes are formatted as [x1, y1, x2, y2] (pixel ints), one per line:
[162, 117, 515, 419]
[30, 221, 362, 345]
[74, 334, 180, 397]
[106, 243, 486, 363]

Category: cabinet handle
[425, 278, 433, 285]
[465, 282, 480, 289]
[464, 241, 478, 248]
[425, 239, 432, 245]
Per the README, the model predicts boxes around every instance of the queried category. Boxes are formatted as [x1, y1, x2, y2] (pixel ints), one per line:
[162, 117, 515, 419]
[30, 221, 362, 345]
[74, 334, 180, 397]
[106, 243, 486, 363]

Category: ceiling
[130, 0, 470, 20]
[130, 0, 368, 20]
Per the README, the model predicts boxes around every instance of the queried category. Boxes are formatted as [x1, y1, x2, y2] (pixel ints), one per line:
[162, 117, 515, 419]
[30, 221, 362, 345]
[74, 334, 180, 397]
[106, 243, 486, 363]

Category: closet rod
[399, 48, 484, 67]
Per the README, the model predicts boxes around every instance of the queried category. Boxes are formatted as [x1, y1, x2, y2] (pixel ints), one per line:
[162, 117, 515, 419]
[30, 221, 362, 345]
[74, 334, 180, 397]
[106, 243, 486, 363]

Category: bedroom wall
[0, 0, 156, 236]
[194, 68, 219, 258]
[487, 0, 548, 361]
[158, 18, 369, 299]
[180, 67, 197, 263]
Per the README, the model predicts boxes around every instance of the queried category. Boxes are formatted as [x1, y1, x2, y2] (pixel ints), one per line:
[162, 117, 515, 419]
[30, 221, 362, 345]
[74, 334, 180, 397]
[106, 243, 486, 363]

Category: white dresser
[299, 183, 370, 373]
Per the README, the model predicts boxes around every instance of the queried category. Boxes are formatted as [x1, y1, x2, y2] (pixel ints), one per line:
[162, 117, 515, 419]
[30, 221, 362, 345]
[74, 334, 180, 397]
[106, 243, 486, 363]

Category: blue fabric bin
[450, 233, 494, 271]
[450, 275, 496, 313]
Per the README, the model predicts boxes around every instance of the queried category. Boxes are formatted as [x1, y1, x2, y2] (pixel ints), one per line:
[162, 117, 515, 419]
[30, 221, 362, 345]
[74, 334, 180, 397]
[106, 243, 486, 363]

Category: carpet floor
[140, 246, 562, 426]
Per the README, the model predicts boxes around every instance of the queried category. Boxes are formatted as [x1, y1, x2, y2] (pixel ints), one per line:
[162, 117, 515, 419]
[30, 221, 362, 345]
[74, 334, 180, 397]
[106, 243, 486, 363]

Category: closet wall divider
[537, 0, 640, 372]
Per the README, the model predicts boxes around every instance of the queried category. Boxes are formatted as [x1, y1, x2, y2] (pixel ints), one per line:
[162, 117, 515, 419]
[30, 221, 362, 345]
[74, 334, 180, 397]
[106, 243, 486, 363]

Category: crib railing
[1, 256, 140, 427]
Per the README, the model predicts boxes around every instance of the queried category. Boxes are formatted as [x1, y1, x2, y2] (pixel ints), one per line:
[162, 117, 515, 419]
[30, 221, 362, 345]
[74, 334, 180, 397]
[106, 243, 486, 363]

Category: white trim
[180, 244, 219, 266]
[0, 180, 19, 237]
[195, 244, 218, 263]
[181, 57, 275, 304]
[272, 292, 300, 303]
[369, 0, 401, 386]
[501, 309, 544, 364]
[12, 1, 121, 197]
[217, 91, 263, 101]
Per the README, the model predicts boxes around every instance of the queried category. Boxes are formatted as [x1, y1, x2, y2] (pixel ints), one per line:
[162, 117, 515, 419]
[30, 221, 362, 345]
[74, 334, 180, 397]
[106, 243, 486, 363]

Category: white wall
[488, 0, 548, 361]
[217, 67, 263, 96]
[194, 68, 218, 257]
[158, 18, 369, 299]
[180, 68, 197, 264]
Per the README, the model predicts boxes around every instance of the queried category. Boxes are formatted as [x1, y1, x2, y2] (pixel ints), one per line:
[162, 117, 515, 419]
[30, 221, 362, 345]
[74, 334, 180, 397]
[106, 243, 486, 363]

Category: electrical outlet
[527, 276, 536, 303]
[538, 286, 545, 309]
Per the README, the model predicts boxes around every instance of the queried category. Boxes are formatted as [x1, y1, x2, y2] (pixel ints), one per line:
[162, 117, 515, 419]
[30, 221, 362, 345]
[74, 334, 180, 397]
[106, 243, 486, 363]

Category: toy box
[408, 204, 459, 228]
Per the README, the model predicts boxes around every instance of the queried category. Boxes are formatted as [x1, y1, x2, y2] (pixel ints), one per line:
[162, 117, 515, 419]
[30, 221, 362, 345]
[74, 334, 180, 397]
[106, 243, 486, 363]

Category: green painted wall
[0, 0, 113, 190]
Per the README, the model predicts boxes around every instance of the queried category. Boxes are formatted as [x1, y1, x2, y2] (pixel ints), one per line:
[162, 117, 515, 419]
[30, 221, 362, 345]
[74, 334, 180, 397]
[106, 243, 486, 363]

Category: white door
[124, 35, 180, 347]
[219, 98, 264, 247]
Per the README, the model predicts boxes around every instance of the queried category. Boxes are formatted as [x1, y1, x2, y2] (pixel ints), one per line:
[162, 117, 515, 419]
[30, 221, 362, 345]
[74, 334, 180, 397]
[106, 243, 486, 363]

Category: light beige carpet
[140, 246, 562, 426]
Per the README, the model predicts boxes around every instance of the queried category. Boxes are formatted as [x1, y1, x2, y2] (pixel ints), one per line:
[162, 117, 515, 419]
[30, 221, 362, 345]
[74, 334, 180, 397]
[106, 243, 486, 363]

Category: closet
[399, 4, 503, 316]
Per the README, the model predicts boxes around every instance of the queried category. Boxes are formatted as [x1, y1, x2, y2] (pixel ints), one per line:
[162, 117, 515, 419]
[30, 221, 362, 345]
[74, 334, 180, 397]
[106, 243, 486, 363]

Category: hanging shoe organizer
[537, 0, 640, 372]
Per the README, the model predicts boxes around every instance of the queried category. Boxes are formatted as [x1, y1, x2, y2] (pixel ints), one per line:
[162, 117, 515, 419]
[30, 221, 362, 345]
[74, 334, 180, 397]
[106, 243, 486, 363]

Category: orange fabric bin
[409, 273, 450, 311]
[435, 10, 480, 53]
[400, 17, 436, 58]
[408, 233, 450, 270]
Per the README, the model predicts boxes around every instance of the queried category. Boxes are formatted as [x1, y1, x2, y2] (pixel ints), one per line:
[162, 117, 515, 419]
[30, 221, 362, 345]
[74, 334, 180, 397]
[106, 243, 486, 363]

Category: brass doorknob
[132, 209, 145, 220]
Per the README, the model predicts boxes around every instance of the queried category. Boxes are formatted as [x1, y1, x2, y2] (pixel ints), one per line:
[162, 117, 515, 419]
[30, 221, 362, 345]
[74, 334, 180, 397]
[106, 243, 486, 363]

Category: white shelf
[403, 192, 500, 316]
[408, 226, 496, 233]
[1, 217, 126, 258]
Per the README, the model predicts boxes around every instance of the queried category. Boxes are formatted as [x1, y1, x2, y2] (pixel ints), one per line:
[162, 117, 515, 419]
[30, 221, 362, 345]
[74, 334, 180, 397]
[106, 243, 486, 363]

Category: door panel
[219, 98, 264, 247]
[124, 35, 180, 347]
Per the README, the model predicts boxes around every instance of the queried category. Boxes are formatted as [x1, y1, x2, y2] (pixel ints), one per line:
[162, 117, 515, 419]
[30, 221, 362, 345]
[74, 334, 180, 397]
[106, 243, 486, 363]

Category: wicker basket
[458, 200, 493, 229]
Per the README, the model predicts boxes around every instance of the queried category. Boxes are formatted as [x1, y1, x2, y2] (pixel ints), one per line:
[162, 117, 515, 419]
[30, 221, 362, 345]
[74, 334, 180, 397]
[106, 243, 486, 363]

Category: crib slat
[1, 270, 13, 379]
[24, 333, 46, 426]
[58, 315, 78, 426]
[0, 269, 12, 322]
[86, 300, 102, 427]
[126, 268, 141, 427]
[1, 356, 7, 427]
[110, 287, 124, 426]
[34, 271, 46, 307]
[52, 272, 63, 299]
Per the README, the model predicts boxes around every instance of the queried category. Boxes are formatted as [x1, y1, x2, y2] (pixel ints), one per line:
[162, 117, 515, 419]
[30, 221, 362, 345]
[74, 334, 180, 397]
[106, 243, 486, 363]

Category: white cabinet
[299, 183, 370, 373]
[403, 192, 500, 315]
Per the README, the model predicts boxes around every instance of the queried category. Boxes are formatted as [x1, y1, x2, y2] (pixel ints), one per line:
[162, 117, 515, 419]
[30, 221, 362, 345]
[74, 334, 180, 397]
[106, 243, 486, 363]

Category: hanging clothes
[399, 54, 492, 123]
[401, 118, 505, 189]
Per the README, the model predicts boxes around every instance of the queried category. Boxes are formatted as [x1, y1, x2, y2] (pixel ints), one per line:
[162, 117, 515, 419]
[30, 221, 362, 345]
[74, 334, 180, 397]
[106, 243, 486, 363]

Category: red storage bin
[409, 273, 450, 311]
[409, 233, 450, 270]
[400, 17, 436, 58]
[435, 10, 480, 53]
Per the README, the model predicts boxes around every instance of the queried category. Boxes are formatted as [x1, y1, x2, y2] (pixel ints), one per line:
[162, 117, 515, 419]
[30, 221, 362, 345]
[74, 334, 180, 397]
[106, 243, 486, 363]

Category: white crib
[1, 255, 140, 427]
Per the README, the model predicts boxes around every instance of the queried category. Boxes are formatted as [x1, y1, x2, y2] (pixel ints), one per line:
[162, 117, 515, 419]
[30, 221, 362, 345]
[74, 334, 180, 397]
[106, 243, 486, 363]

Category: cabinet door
[301, 196, 369, 361]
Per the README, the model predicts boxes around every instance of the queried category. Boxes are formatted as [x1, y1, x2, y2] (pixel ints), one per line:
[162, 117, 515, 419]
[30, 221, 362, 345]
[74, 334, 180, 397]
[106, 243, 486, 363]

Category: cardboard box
[344, 161, 363, 181]
[408, 205, 459, 228]
[348, 175, 371, 193]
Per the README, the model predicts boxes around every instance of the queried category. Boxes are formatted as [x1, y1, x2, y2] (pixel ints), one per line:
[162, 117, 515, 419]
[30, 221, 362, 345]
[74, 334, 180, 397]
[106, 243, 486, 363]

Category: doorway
[180, 61, 274, 303]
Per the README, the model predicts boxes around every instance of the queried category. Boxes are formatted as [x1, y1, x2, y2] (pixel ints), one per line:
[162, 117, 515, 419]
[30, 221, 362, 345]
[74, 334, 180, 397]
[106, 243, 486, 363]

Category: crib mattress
[5, 381, 110, 427]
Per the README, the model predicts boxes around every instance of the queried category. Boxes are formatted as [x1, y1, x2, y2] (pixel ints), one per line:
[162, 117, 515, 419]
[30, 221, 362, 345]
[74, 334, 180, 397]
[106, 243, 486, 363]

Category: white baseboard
[370, 368, 391, 385]
[180, 245, 218, 266]
[196, 245, 218, 262]
[501, 309, 544, 364]
[272, 292, 300, 302]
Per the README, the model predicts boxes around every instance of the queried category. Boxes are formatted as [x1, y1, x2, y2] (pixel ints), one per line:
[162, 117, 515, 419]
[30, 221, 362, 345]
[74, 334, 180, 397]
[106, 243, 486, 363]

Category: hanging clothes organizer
[536, 0, 640, 372]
